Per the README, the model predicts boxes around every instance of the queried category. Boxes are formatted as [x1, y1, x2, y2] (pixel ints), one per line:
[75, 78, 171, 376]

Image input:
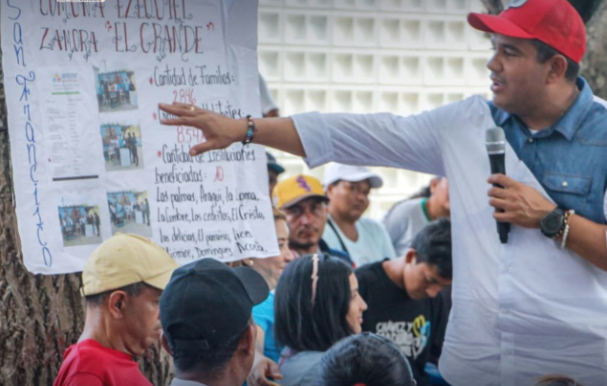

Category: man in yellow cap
[273, 174, 352, 265]
[54, 234, 179, 386]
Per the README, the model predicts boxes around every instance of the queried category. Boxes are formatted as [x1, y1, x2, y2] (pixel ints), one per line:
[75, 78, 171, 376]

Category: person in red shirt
[54, 234, 179, 386]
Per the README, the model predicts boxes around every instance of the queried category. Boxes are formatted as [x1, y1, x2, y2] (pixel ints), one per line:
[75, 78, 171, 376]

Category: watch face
[542, 211, 564, 236]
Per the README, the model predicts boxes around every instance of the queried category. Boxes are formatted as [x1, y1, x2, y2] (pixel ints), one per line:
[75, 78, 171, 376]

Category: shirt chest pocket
[542, 172, 592, 211]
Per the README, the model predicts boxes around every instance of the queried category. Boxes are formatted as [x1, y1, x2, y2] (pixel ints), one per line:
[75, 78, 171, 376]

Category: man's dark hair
[534, 375, 583, 386]
[274, 254, 354, 352]
[410, 218, 452, 279]
[531, 39, 579, 82]
[171, 317, 254, 377]
[85, 282, 154, 305]
[319, 332, 415, 386]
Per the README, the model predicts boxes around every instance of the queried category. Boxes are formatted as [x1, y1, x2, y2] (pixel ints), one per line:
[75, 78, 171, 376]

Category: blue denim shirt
[489, 77, 607, 224]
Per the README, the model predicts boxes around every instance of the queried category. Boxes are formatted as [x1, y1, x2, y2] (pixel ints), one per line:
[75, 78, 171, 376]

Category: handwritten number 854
[176, 126, 204, 144]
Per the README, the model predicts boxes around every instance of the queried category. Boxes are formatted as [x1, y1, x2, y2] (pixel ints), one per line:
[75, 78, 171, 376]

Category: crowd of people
[53, 1, 604, 386]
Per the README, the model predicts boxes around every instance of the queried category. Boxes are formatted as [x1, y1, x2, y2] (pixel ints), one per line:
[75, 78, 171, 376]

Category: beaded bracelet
[554, 209, 574, 240]
[560, 209, 575, 249]
[242, 115, 257, 145]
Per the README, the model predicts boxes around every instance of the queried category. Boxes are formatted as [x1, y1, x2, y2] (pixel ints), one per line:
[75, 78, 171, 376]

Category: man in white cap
[54, 234, 179, 386]
[323, 163, 396, 266]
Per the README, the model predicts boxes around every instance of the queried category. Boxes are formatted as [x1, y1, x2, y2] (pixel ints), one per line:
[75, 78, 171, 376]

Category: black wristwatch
[540, 207, 566, 238]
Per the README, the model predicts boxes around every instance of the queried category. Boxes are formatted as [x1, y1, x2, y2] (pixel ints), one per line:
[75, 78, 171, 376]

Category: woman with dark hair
[318, 332, 415, 386]
[274, 254, 367, 386]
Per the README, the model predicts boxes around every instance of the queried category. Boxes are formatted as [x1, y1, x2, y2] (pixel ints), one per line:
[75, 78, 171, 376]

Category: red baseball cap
[468, 0, 586, 63]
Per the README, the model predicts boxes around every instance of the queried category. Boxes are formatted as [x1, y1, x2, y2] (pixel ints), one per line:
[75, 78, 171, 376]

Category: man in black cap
[160, 258, 269, 386]
[266, 151, 285, 197]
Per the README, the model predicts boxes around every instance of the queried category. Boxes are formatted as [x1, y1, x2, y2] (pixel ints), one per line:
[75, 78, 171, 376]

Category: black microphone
[485, 127, 510, 244]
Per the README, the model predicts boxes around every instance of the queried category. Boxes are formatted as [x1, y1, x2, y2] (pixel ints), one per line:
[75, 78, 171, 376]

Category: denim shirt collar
[493, 77, 593, 141]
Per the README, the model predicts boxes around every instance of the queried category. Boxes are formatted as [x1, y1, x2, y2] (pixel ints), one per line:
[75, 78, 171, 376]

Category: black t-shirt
[355, 260, 445, 386]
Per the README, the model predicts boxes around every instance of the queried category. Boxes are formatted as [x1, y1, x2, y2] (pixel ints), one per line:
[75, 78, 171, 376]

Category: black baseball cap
[160, 258, 269, 353]
[266, 152, 285, 174]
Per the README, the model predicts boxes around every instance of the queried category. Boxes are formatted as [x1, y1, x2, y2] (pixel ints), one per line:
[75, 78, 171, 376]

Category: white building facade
[258, 0, 493, 219]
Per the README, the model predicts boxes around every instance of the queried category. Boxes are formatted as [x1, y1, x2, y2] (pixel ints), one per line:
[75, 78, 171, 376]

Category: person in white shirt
[159, 1, 607, 384]
[383, 176, 450, 256]
[322, 163, 396, 266]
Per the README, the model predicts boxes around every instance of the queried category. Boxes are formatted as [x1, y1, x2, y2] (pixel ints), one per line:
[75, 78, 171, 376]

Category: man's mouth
[490, 77, 505, 93]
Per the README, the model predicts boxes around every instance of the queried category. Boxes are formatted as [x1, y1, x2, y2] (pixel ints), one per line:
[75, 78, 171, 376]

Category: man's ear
[547, 55, 568, 84]
[160, 331, 173, 357]
[405, 249, 417, 265]
[107, 291, 128, 319]
[237, 324, 257, 357]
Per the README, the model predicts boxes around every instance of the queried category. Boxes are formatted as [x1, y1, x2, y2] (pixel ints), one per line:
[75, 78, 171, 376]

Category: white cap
[323, 163, 383, 188]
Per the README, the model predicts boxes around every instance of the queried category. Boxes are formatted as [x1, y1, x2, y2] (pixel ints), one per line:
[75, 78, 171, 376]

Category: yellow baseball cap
[81, 233, 179, 296]
[272, 174, 328, 209]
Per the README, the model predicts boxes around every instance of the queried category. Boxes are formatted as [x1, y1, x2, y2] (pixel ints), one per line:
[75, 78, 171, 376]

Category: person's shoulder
[321, 239, 353, 264]
[63, 340, 105, 358]
[280, 350, 324, 386]
[298, 352, 324, 386]
[289, 350, 324, 370]
[587, 95, 607, 122]
[357, 217, 387, 234]
[355, 260, 384, 282]
[578, 95, 607, 140]
[386, 198, 423, 217]
[357, 216, 383, 228]
[591, 95, 607, 110]
[57, 341, 113, 383]
[64, 340, 130, 367]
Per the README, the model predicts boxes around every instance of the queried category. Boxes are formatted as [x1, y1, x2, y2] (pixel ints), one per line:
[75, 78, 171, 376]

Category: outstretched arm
[159, 102, 305, 157]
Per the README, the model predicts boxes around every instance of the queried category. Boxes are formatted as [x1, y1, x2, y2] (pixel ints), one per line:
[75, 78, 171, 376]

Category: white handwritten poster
[1, 0, 278, 274]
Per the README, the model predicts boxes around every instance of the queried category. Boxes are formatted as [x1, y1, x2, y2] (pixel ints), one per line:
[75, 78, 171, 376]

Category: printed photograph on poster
[95, 69, 138, 113]
[58, 203, 102, 247]
[100, 123, 143, 171]
[107, 191, 152, 237]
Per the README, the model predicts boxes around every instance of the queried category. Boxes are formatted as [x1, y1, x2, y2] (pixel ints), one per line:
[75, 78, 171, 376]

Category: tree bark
[0, 53, 171, 385]
[481, 0, 503, 15]
[581, 0, 607, 99]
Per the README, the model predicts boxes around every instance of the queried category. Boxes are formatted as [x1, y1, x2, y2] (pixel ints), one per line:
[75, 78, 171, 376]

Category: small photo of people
[107, 190, 152, 237]
[58, 204, 102, 247]
[100, 123, 143, 171]
[95, 70, 138, 113]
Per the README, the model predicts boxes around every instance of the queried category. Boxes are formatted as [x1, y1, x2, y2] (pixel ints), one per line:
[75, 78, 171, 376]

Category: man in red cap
[159, 0, 607, 384]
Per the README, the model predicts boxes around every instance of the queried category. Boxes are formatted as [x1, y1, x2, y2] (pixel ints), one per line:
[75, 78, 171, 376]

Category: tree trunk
[581, 0, 607, 99]
[0, 52, 171, 385]
[481, 0, 503, 15]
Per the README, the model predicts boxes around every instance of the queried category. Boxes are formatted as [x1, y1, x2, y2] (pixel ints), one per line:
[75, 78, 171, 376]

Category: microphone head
[485, 127, 506, 155]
